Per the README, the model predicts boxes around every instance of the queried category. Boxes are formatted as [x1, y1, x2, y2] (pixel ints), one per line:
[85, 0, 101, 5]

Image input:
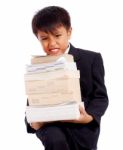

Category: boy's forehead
[38, 25, 66, 34]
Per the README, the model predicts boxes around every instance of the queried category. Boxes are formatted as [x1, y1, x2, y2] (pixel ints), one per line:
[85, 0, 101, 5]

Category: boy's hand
[61, 105, 93, 124]
[30, 122, 44, 130]
[76, 105, 93, 124]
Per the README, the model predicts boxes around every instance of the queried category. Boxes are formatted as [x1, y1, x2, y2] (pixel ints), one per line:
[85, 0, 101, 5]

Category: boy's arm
[24, 99, 36, 133]
[25, 117, 36, 133]
[86, 53, 109, 125]
[61, 53, 108, 125]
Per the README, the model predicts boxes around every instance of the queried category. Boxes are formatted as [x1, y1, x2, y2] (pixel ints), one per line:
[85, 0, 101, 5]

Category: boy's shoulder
[70, 44, 101, 60]
[76, 47, 100, 56]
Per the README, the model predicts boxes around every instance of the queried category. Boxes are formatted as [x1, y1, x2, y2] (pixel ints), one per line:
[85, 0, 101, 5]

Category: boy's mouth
[49, 48, 61, 55]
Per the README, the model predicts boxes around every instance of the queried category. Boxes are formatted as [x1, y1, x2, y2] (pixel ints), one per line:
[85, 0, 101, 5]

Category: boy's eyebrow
[40, 34, 48, 37]
[38, 32, 48, 37]
[52, 29, 63, 34]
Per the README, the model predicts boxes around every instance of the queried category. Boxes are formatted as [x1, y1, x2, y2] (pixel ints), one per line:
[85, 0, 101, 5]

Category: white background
[0, 0, 123, 149]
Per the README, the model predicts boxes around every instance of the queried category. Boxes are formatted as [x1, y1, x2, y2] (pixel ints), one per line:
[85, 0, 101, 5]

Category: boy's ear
[68, 27, 72, 38]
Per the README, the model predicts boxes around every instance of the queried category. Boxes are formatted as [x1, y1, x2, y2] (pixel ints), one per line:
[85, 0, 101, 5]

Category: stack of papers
[25, 54, 83, 123]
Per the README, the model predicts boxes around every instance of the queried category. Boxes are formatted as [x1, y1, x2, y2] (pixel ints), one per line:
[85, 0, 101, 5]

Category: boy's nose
[49, 38, 57, 47]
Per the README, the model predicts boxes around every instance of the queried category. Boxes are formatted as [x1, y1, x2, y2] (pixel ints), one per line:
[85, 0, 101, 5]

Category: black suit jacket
[25, 44, 108, 148]
[69, 44, 108, 124]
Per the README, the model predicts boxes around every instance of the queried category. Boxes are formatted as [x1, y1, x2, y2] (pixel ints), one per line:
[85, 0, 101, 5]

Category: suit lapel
[68, 44, 81, 62]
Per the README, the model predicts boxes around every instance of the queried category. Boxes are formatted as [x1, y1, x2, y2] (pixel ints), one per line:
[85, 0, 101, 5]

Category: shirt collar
[65, 43, 70, 54]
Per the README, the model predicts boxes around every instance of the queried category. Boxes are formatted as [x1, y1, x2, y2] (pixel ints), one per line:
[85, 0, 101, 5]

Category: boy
[25, 6, 108, 150]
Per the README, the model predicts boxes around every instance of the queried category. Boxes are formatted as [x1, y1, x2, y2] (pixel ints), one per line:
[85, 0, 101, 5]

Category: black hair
[32, 6, 71, 36]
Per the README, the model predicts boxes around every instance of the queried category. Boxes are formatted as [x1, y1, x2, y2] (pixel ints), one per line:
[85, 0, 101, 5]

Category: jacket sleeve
[24, 100, 36, 133]
[25, 117, 36, 133]
[86, 53, 109, 125]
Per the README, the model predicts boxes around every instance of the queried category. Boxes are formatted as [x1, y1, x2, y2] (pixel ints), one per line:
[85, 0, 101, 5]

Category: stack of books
[25, 54, 83, 123]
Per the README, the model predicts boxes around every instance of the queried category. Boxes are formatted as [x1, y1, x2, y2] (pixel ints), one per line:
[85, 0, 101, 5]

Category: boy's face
[37, 26, 72, 56]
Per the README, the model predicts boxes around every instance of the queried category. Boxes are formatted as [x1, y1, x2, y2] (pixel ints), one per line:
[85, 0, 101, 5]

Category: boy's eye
[41, 37, 48, 40]
[55, 34, 61, 37]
